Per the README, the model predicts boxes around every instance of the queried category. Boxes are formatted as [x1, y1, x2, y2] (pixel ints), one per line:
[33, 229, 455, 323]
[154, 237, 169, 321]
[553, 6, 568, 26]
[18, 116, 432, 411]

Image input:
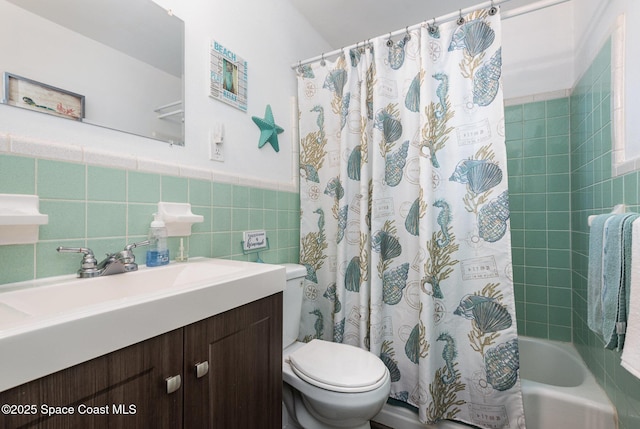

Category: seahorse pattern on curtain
[297, 9, 525, 429]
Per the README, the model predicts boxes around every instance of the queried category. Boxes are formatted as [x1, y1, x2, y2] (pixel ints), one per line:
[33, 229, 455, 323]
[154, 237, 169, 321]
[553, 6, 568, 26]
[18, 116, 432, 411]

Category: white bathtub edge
[372, 336, 618, 429]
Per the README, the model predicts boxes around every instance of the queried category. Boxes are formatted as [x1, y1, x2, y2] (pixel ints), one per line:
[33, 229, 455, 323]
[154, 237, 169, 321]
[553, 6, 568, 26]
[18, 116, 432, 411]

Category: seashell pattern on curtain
[296, 8, 526, 429]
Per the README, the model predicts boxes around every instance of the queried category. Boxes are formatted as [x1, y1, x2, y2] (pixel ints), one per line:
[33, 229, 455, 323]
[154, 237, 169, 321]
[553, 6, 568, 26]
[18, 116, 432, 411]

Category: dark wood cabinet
[184, 290, 282, 428]
[0, 328, 183, 429]
[0, 293, 282, 429]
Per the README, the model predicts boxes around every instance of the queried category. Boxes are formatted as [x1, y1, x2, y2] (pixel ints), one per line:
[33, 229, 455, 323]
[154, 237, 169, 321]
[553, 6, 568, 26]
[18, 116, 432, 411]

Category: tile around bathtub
[546, 97, 570, 118]
[523, 137, 546, 158]
[504, 105, 523, 123]
[523, 101, 546, 120]
[524, 320, 548, 338]
[548, 325, 571, 342]
[523, 118, 547, 140]
[548, 306, 571, 327]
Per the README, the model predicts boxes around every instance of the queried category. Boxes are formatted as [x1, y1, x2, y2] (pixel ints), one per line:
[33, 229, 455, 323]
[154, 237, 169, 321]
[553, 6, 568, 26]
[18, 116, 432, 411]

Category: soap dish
[157, 202, 204, 237]
[0, 194, 49, 245]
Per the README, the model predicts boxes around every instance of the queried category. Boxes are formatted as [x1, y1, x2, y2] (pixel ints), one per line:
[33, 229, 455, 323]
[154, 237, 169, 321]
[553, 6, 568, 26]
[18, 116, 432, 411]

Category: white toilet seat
[287, 339, 389, 393]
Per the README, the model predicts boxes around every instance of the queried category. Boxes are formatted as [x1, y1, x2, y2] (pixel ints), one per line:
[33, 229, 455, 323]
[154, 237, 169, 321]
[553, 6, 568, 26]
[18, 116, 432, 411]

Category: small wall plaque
[209, 40, 248, 112]
[242, 230, 268, 252]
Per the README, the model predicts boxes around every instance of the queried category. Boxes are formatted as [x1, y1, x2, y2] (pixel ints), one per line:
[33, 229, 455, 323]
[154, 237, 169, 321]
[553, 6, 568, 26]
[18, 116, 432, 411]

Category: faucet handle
[56, 246, 100, 278]
[124, 240, 150, 252]
[118, 240, 150, 265]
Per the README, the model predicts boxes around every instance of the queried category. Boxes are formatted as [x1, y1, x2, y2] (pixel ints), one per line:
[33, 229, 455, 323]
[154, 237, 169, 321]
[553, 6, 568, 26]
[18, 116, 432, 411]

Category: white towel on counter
[621, 217, 640, 378]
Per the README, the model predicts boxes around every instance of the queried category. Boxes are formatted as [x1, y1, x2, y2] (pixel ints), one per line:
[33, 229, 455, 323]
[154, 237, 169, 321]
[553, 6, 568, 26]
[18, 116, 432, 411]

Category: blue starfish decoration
[252, 104, 284, 152]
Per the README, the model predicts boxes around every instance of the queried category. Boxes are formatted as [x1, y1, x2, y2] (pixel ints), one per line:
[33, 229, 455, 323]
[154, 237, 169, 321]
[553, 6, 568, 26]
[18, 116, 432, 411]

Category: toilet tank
[282, 264, 307, 349]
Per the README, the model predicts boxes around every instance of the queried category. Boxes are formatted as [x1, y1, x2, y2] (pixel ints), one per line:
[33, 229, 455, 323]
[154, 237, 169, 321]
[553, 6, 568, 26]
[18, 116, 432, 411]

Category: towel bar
[588, 204, 626, 227]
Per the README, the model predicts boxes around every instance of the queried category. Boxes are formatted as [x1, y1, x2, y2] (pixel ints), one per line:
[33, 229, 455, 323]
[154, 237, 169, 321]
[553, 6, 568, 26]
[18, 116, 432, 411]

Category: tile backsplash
[0, 154, 300, 285]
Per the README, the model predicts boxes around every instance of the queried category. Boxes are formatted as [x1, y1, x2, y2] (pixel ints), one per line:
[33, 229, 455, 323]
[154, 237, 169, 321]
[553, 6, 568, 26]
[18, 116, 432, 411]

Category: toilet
[281, 264, 391, 429]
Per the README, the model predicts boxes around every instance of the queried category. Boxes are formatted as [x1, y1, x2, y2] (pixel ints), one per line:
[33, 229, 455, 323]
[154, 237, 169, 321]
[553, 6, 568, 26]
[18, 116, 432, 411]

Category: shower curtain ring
[457, 9, 465, 25]
[386, 32, 393, 47]
[428, 17, 438, 35]
[297, 60, 302, 74]
[405, 26, 411, 41]
[489, 0, 498, 15]
[320, 53, 326, 66]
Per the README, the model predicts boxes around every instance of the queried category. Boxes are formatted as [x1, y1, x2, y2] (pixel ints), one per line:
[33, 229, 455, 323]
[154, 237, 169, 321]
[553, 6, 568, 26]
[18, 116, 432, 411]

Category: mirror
[0, 0, 185, 145]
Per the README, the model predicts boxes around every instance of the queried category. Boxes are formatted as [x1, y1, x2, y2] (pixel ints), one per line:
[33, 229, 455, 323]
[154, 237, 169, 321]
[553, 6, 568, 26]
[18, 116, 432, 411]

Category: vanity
[0, 258, 285, 428]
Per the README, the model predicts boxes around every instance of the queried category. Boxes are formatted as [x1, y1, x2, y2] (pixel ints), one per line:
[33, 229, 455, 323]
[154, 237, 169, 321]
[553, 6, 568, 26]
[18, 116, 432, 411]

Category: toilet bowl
[281, 264, 391, 429]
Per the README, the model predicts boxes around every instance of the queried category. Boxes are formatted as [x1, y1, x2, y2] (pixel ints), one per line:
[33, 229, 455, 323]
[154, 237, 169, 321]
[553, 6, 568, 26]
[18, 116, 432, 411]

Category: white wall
[501, 0, 574, 100]
[0, 0, 331, 187]
[573, 0, 640, 163]
[8, 0, 631, 184]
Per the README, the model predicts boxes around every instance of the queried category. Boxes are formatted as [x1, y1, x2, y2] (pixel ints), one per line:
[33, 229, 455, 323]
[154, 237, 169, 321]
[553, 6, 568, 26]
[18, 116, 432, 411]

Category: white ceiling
[288, 0, 542, 50]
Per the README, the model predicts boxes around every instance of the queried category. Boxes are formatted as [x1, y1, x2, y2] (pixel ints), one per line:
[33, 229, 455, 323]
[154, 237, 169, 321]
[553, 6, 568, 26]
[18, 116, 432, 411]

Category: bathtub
[372, 336, 617, 429]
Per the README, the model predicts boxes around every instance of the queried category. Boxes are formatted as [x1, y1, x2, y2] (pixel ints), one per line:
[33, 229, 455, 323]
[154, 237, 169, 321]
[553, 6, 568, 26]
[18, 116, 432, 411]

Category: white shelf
[157, 202, 203, 236]
[154, 100, 183, 121]
[0, 194, 48, 245]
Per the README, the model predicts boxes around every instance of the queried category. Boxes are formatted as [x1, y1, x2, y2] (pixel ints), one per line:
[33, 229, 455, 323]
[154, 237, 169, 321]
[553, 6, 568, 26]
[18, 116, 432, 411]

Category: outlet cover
[209, 131, 224, 162]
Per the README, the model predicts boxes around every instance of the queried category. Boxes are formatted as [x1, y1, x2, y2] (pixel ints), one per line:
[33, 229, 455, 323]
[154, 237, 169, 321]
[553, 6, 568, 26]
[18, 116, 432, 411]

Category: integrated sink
[0, 258, 286, 392]
[0, 303, 29, 325]
[0, 259, 247, 319]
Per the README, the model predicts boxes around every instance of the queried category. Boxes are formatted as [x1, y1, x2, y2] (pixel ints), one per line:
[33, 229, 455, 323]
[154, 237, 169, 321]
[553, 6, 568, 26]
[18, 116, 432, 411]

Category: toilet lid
[287, 339, 389, 393]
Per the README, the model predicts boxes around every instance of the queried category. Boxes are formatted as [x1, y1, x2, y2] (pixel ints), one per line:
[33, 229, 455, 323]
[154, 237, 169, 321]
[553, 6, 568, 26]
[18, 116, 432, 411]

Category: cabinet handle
[165, 375, 181, 394]
[195, 361, 209, 378]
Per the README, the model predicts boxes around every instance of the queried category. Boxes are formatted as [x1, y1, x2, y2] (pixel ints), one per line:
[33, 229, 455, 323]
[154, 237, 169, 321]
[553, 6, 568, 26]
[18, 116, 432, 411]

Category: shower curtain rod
[291, 0, 569, 69]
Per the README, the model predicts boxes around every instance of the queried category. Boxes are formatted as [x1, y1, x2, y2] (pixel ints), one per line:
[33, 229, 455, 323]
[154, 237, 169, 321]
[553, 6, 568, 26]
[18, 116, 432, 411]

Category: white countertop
[0, 258, 285, 392]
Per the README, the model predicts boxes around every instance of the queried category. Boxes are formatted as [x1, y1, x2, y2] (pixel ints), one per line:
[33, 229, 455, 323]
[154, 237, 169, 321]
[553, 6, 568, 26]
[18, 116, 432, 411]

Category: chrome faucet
[57, 240, 150, 278]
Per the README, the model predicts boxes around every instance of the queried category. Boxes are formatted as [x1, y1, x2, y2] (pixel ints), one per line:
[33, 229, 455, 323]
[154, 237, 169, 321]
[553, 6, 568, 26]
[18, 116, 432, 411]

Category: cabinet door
[183, 293, 282, 429]
[0, 328, 184, 429]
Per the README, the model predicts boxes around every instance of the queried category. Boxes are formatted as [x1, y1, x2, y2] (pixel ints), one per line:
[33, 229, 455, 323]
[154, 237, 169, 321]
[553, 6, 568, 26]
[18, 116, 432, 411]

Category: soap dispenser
[146, 213, 169, 267]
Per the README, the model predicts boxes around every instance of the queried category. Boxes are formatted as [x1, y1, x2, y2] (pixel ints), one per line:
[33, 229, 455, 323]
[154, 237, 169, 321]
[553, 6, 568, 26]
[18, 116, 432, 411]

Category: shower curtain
[297, 8, 525, 429]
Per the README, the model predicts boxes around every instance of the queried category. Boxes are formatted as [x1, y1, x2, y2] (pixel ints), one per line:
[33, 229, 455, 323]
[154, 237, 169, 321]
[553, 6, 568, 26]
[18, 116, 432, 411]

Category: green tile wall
[505, 97, 573, 342]
[506, 39, 640, 426]
[570, 38, 640, 429]
[0, 158, 300, 285]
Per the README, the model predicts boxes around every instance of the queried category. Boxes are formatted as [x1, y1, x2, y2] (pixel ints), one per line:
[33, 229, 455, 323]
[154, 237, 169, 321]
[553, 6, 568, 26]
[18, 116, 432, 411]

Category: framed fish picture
[209, 40, 248, 112]
[2, 73, 85, 121]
